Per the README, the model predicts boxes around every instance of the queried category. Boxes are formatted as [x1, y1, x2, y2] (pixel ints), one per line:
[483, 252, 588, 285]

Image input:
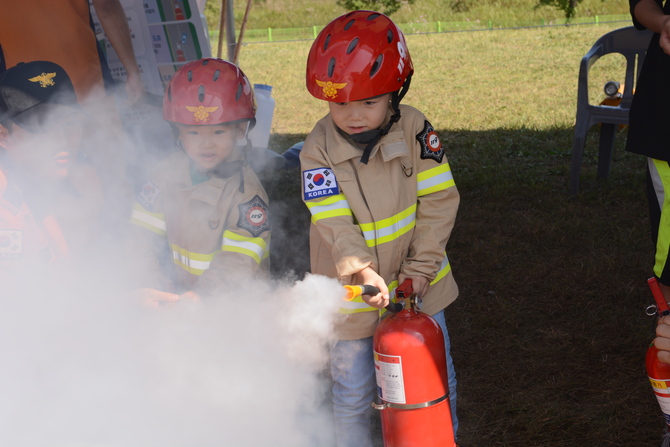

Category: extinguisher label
[374, 352, 406, 404]
[649, 376, 670, 424]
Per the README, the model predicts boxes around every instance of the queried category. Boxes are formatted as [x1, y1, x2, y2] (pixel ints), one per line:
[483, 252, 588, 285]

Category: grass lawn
[232, 20, 663, 446]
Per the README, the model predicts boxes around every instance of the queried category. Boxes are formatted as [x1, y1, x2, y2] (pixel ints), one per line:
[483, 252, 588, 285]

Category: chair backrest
[579, 26, 653, 109]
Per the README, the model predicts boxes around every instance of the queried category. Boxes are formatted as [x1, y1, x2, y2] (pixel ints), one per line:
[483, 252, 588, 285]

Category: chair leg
[597, 123, 617, 180]
[570, 120, 590, 195]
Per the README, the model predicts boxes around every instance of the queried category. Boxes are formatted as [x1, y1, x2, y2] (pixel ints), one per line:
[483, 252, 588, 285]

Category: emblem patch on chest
[0, 229, 23, 259]
[237, 195, 271, 237]
[416, 120, 444, 163]
[302, 167, 340, 201]
[137, 179, 161, 211]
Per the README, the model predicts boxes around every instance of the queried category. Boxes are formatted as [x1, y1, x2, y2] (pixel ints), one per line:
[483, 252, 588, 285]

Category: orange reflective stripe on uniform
[221, 230, 269, 265]
[305, 194, 353, 224]
[358, 203, 416, 248]
[338, 255, 450, 315]
[417, 163, 455, 197]
[170, 243, 217, 275]
[130, 202, 166, 236]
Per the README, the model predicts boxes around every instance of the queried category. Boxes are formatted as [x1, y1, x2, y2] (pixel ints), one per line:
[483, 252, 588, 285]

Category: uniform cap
[0, 61, 79, 132]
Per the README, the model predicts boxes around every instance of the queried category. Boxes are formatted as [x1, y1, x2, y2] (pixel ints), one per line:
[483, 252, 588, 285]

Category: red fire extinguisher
[646, 277, 670, 435]
[365, 279, 456, 447]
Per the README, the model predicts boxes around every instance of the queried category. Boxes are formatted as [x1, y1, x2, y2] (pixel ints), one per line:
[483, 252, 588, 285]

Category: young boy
[0, 61, 103, 282]
[300, 11, 460, 447]
[129, 58, 270, 303]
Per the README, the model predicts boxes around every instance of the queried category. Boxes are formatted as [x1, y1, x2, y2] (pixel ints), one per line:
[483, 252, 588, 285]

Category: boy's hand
[352, 266, 390, 309]
[131, 288, 180, 308]
[179, 291, 202, 302]
[398, 274, 429, 297]
[657, 315, 670, 364]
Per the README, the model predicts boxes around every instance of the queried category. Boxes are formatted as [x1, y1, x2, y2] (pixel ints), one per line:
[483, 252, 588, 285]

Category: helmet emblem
[186, 105, 219, 123]
[315, 79, 347, 99]
[28, 72, 56, 88]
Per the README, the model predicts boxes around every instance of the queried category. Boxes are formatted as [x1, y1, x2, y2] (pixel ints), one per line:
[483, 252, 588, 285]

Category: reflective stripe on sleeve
[171, 244, 217, 275]
[417, 163, 455, 197]
[358, 204, 416, 247]
[652, 158, 670, 279]
[305, 194, 353, 224]
[429, 254, 451, 286]
[221, 230, 268, 265]
[130, 202, 166, 236]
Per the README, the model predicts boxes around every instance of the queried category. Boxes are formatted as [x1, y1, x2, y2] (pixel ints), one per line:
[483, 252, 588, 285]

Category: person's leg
[431, 310, 459, 437]
[330, 337, 376, 447]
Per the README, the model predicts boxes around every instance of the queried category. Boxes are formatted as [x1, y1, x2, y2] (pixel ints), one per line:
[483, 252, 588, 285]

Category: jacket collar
[324, 108, 409, 165]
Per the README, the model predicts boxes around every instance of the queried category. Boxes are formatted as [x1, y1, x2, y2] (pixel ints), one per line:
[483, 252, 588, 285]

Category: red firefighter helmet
[163, 58, 256, 126]
[306, 10, 413, 102]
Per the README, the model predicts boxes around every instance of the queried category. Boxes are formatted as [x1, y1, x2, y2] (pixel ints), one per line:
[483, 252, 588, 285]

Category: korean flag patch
[237, 195, 271, 237]
[137, 179, 161, 211]
[0, 229, 22, 259]
[416, 120, 444, 163]
[303, 167, 340, 201]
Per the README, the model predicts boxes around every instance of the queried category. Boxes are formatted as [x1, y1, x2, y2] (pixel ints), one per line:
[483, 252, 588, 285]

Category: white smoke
[0, 270, 342, 447]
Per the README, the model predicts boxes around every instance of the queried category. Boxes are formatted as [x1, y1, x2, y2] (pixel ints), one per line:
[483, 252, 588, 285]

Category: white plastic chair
[569, 26, 652, 194]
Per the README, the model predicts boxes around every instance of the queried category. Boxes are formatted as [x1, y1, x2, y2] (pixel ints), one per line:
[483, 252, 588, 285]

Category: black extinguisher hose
[343, 285, 403, 313]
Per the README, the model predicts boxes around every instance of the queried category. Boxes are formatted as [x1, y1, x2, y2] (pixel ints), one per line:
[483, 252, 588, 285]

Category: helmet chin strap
[357, 74, 412, 165]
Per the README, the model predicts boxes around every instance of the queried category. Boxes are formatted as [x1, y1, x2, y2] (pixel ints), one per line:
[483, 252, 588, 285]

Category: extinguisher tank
[373, 294, 456, 446]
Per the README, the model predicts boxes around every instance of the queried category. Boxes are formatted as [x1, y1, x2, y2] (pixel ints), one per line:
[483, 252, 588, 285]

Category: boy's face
[0, 111, 83, 182]
[177, 122, 244, 172]
[328, 93, 390, 135]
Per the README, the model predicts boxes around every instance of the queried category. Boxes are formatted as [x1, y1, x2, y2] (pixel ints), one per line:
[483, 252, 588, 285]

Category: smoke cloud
[0, 266, 341, 447]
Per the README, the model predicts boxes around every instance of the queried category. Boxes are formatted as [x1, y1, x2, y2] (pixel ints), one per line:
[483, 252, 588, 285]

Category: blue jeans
[329, 310, 458, 447]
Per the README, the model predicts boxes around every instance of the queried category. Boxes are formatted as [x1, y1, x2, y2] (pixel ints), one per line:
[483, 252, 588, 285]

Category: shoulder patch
[0, 229, 23, 259]
[416, 120, 444, 163]
[237, 194, 271, 237]
[136, 179, 161, 211]
[303, 167, 340, 201]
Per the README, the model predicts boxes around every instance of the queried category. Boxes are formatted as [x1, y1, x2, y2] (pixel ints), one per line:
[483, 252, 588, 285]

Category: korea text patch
[303, 167, 340, 201]
[416, 120, 444, 163]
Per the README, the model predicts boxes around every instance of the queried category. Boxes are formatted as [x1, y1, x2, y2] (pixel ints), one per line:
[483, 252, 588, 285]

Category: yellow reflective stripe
[130, 203, 166, 236]
[417, 163, 455, 197]
[221, 230, 268, 265]
[653, 159, 670, 278]
[430, 254, 451, 286]
[305, 194, 353, 224]
[358, 204, 416, 247]
[171, 243, 217, 276]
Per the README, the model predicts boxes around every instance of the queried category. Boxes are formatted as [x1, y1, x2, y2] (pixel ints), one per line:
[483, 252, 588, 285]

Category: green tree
[335, 0, 415, 16]
[538, 0, 581, 19]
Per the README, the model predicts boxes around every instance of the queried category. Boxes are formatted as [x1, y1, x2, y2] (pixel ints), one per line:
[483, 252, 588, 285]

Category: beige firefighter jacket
[300, 105, 459, 340]
[130, 149, 270, 297]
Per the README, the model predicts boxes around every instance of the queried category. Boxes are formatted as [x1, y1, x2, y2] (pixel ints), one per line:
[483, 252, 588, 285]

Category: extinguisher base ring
[373, 393, 449, 411]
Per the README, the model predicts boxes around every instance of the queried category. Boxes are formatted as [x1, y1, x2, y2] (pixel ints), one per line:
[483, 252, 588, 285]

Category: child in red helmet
[300, 11, 460, 446]
[129, 58, 270, 304]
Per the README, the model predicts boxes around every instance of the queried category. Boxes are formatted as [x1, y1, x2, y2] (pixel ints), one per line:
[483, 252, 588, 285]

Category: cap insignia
[28, 72, 57, 88]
